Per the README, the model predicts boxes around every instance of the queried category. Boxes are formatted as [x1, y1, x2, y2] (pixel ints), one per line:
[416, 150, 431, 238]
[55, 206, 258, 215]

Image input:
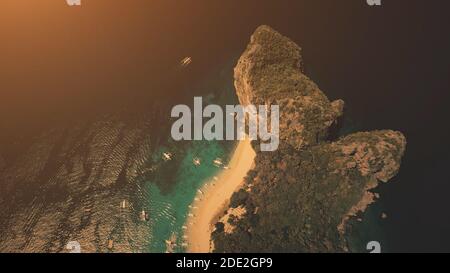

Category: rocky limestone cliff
[212, 26, 406, 252]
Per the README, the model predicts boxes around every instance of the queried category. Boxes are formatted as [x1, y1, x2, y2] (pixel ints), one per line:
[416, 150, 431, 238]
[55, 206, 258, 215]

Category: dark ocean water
[1, 0, 449, 252]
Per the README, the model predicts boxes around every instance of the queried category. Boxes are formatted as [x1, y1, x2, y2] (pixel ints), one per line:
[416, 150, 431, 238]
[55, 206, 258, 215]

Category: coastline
[184, 138, 256, 253]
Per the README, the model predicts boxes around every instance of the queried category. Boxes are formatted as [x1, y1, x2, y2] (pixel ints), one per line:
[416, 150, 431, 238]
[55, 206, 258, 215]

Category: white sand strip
[185, 138, 256, 253]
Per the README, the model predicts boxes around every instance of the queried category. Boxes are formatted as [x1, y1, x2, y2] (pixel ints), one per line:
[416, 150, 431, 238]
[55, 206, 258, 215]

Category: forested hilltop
[212, 26, 406, 252]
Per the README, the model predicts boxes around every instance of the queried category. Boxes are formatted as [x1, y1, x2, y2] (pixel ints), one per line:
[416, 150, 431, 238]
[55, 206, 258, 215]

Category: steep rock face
[212, 26, 406, 252]
[235, 25, 344, 150]
[0, 118, 156, 253]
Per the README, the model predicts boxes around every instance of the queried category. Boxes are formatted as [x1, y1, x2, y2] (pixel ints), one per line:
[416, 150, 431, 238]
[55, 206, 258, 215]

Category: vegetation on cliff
[212, 26, 406, 252]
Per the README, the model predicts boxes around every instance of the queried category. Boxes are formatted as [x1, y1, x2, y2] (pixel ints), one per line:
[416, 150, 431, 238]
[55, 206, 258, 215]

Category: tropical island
[187, 25, 406, 253]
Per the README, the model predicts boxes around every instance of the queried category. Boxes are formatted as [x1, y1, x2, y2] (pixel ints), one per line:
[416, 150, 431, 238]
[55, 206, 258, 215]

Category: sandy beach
[185, 138, 256, 253]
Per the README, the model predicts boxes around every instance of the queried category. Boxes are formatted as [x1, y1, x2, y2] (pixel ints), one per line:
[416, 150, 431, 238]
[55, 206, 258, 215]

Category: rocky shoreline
[211, 26, 406, 252]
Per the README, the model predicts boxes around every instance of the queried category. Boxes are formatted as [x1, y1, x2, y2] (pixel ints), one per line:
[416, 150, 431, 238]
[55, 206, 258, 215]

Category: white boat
[193, 157, 201, 166]
[140, 210, 149, 221]
[180, 57, 192, 67]
[213, 158, 223, 167]
[165, 233, 178, 253]
[162, 152, 173, 161]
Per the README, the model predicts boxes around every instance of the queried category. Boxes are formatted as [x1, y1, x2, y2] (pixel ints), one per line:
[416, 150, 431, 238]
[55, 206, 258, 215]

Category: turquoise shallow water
[137, 70, 239, 252]
[142, 139, 235, 252]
